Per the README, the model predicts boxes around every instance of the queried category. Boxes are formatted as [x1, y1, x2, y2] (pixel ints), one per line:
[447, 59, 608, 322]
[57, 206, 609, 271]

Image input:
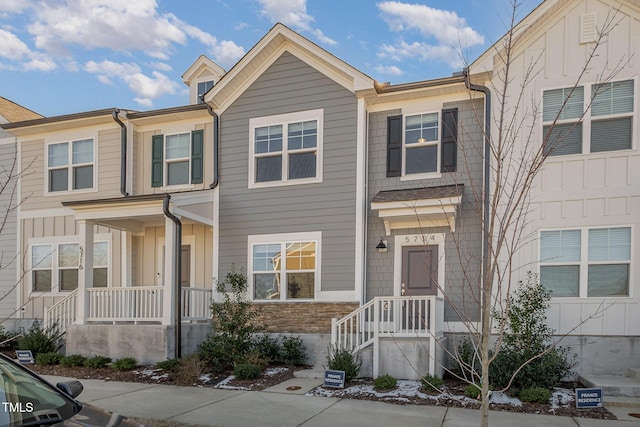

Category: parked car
[0, 353, 144, 427]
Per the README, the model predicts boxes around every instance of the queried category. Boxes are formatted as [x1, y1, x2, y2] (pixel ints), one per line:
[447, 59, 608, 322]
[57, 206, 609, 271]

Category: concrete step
[629, 368, 640, 381]
[580, 374, 640, 397]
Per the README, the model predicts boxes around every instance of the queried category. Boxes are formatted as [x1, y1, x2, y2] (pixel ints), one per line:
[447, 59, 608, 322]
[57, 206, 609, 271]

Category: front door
[401, 245, 438, 330]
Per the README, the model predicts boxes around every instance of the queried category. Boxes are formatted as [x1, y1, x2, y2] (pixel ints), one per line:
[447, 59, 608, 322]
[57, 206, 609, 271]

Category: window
[30, 241, 109, 292]
[249, 110, 323, 187]
[151, 130, 203, 187]
[249, 232, 320, 300]
[47, 138, 94, 192]
[540, 227, 631, 297]
[542, 79, 634, 156]
[386, 108, 458, 178]
[197, 80, 214, 104]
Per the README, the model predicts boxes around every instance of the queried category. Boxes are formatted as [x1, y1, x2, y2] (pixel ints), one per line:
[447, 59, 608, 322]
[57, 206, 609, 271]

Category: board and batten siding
[366, 99, 485, 322]
[0, 142, 18, 319]
[218, 52, 358, 296]
[20, 127, 122, 211]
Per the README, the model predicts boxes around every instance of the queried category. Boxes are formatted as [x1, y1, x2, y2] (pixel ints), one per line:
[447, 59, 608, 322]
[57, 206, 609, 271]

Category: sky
[0, 0, 540, 118]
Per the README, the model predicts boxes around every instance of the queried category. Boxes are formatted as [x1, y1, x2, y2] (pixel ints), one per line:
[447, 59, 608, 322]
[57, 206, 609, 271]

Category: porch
[331, 295, 445, 379]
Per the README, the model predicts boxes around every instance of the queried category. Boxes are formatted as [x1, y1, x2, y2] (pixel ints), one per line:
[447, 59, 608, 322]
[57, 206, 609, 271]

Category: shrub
[198, 268, 260, 371]
[35, 352, 62, 366]
[174, 354, 206, 386]
[17, 321, 64, 356]
[374, 374, 397, 391]
[234, 363, 262, 380]
[421, 374, 444, 393]
[156, 358, 180, 372]
[490, 272, 575, 391]
[464, 383, 481, 399]
[251, 334, 281, 363]
[60, 354, 87, 367]
[114, 357, 137, 371]
[519, 386, 552, 403]
[451, 338, 479, 380]
[280, 336, 307, 366]
[327, 346, 360, 382]
[84, 356, 112, 369]
[0, 326, 20, 350]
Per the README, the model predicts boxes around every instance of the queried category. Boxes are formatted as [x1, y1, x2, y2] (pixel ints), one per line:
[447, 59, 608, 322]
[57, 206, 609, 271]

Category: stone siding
[253, 302, 359, 334]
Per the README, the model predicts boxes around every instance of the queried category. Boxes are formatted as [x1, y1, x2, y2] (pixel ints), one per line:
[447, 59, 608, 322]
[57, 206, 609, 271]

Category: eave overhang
[371, 185, 464, 236]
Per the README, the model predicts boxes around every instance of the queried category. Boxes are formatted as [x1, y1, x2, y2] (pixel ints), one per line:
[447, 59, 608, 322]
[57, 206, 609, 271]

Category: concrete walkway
[43, 374, 640, 427]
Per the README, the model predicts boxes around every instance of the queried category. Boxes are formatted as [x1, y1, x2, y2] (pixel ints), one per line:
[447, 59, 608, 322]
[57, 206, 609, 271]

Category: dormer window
[197, 80, 214, 104]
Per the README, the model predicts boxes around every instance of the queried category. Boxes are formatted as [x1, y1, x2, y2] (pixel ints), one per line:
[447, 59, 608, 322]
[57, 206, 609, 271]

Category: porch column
[76, 220, 94, 325]
[162, 216, 177, 326]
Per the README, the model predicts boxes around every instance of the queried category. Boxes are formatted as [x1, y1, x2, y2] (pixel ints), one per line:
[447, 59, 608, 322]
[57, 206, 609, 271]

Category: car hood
[56, 402, 146, 427]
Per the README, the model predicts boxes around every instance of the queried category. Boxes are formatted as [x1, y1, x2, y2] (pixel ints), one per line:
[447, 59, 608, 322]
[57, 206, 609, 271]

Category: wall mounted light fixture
[376, 238, 387, 253]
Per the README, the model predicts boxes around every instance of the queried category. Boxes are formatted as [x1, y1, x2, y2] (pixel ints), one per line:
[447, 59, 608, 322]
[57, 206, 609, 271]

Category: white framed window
[165, 133, 191, 186]
[540, 227, 631, 297]
[29, 239, 110, 293]
[542, 79, 634, 156]
[47, 138, 95, 192]
[248, 232, 321, 301]
[249, 109, 323, 188]
[404, 112, 439, 176]
[197, 80, 214, 104]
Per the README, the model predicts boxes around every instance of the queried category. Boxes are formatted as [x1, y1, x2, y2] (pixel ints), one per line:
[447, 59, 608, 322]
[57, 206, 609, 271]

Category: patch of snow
[489, 391, 522, 406]
[199, 373, 212, 383]
[551, 388, 574, 408]
[214, 375, 249, 390]
[264, 367, 289, 376]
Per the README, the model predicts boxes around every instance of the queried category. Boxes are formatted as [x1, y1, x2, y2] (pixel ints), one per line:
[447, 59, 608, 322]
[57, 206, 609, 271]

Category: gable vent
[580, 13, 597, 44]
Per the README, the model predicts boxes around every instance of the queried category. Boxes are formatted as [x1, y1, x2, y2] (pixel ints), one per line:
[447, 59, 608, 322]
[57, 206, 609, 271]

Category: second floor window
[543, 79, 634, 156]
[197, 80, 214, 104]
[249, 110, 323, 188]
[47, 139, 94, 192]
[151, 130, 204, 187]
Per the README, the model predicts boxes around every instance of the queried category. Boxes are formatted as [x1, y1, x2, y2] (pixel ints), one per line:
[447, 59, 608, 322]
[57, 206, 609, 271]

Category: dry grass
[133, 417, 212, 427]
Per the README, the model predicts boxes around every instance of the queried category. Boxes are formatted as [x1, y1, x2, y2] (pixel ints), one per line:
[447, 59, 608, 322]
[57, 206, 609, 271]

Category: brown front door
[401, 245, 438, 330]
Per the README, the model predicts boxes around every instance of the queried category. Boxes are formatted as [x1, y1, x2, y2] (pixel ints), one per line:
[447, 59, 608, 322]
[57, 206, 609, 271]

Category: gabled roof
[205, 23, 376, 112]
[0, 97, 42, 122]
[181, 55, 226, 86]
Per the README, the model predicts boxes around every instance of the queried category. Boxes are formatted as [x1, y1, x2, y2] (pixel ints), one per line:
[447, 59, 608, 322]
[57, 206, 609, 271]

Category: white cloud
[182, 22, 244, 67]
[0, 29, 30, 60]
[23, 55, 57, 71]
[84, 60, 180, 106]
[0, 0, 31, 15]
[374, 64, 404, 76]
[376, 1, 483, 68]
[256, 0, 337, 46]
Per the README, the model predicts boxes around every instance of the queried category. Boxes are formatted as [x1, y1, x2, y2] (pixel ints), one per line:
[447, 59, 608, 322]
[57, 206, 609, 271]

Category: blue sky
[1, 0, 539, 117]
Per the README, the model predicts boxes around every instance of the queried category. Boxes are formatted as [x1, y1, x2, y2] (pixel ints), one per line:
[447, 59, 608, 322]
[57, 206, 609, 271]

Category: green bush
[464, 383, 481, 399]
[198, 268, 260, 371]
[327, 346, 361, 382]
[519, 386, 552, 403]
[0, 326, 20, 350]
[374, 374, 397, 391]
[489, 272, 575, 391]
[35, 352, 62, 366]
[84, 356, 112, 369]
[233, 363, 262, 380]
[251, 334, 281, 363]
[17, 321, 64, 356]
[114, 357, 137, 371]
[451, 338, 479, 380]
[60, 354, 86, 367]
[156, 358, 180, 372]
[280, 336, 307, 366]
[421, 374, 444, 393]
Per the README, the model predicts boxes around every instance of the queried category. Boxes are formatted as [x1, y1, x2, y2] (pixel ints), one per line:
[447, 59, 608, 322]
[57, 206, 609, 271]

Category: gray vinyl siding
[218, 52, 358, 294]
[21, 127, 122, 211]
[0, 142, 18, 319]
[366, 99, 484, 322]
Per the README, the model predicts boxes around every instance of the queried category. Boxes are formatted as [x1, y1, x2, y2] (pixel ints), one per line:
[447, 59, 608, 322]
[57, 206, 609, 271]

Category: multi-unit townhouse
[0, 98, 42, 327]
[1, 0, 637, 383]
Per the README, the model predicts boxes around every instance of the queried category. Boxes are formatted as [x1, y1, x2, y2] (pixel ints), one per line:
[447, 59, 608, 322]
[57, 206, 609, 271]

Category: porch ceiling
[370, 184, 463, 236]
[62, 191, 214, 232]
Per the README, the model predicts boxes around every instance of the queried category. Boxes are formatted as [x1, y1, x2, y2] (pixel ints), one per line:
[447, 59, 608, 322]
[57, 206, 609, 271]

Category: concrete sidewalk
[43, 374, 640, 427]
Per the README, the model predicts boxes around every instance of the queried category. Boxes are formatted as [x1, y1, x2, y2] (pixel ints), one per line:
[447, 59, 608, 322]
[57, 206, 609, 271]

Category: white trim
[19, 207, 76, 219]
[248, 109, 324, 189]
[16, 137, 22, 319]
[164, 132, 192, 187]
[316, 290, 356, 302]
[401, 110, 441, 180]
[247, 231, 322, 301]
[212, 186, 220, 298]
[393, 233, 446, 299]
[354, 98, 366, 305]
[44, 137, 97, 195]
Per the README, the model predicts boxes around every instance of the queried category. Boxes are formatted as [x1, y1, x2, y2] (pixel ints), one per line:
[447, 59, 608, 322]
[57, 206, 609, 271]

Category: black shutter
[441, 108, 458, 172]
[191, 130, 204, 184]
[387, 115, 402, 177]
[151, 134, 164, 187]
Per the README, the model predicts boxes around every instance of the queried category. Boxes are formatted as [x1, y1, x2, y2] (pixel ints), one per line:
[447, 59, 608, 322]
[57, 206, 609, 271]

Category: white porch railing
[88, 287, 164, 322]
[331, 295, 444, 376]
[44, 290, 78, 333]
[181, 288, 212, 321]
